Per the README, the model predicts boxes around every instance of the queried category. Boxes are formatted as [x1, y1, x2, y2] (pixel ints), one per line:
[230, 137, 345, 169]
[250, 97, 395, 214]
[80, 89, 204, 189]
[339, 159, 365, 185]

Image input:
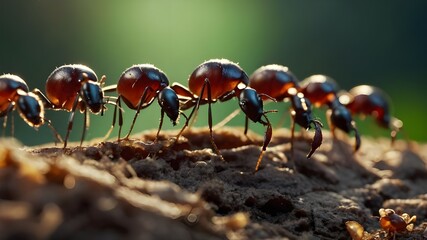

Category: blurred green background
[1, 0, 426, 146]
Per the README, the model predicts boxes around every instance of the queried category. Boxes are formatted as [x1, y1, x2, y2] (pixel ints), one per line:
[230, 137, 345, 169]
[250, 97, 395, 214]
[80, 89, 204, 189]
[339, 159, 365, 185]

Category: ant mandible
[171, 59, 274, 172]
[0, 74, 61, 141]
[249, 64, 323, 160]
[34, 64, 111, 148]
[301, 75, 361, 152]
[103, 64, 184, 141]
[339, 85, 403, 145]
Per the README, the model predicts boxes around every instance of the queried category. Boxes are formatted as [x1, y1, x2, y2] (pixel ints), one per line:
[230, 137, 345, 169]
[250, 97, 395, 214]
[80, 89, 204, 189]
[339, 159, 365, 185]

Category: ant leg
[0, 105, 14, 136]
[99, 75, 107, 86]
[352, 122, 361, 152]
[326, 109, 336, 139]
[63, 96, 80, 149]
[80, 108, 89, 147]
[389, 117, 403, 146]
[205, 79, 224, 161]
[175, 85, 207, 141]
[118, 96, 124, 140]
[241, 115, 257, 144]
[212, 108, 240, 131]
[290, 110, 297, 171]
[254, 113, 272, 172]
[32, 88, 55, 109]
[102, 84, 117, 93]
[155, 110, 165, 141]
[103, 96, 119, 141]
[44, 118, 63, 145]
[125, 87, 152, 139]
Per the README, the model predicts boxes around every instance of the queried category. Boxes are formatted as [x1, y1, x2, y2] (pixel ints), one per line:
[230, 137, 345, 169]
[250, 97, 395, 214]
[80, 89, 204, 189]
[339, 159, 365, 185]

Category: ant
[248, 64, 323, 161]
[103, 64, 184, 141]
[171, 59, 274, 172]
[300, 74, 361, 152]
[379, 208, 416, 240]
[346, 209, 417, 240]
[34, 64, 111, 148]
[339, 85, 403, 145]
[0, 74, 62, 142]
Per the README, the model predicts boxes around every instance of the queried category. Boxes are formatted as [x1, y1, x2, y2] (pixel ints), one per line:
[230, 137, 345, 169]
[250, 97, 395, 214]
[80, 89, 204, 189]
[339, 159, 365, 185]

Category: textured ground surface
[1, 127, 427, 239]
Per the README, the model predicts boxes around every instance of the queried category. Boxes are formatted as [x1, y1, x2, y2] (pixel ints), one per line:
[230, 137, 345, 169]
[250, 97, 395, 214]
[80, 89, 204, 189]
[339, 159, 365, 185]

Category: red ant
[0, 74, 61, 142]
[379, 208, 416, 239]
[34, 64, 111, 148]
[339, 85, 403, 145]
[301, 74, 361, 152]
[171, 59, 274, 172]
[248, 64, 323, 160]
[103, 64, 184, 141]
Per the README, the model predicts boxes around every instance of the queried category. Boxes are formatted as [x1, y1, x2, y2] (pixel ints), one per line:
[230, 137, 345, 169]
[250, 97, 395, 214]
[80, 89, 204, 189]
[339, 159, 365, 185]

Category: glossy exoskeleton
[35, 64, 109, 148]
[0, 74, 61, 141]
[103, 64, 184, 140]
[249, 64, 323, 159]
[301, 74, 361, 151]
[379, 208, 416, 238]
[339, 85, 403, 144]
[171, 59, 274, 172]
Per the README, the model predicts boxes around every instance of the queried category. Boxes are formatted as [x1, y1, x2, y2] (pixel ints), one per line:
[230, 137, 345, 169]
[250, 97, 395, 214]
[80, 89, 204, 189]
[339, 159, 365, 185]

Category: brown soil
[1, 127, 426, 240]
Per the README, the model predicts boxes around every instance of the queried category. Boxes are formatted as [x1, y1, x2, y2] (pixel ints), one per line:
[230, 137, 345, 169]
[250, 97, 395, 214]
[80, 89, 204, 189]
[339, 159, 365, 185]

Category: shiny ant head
[238, 87, 274, 172]
[290, 92, 313, 128]
[330, 102, 361, 151]
[238, 87, 264, 123]
[330, 102, 353, 133]
[80, 81, 104, 114]
[289, 91, 323, 158]
[16, 90, 44, 127]
[158, 86, 180, 125]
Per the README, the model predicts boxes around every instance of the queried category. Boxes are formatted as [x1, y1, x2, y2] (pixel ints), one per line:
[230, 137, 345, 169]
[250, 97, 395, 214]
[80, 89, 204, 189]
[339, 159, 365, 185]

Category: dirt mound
[1, 127, 426, 239]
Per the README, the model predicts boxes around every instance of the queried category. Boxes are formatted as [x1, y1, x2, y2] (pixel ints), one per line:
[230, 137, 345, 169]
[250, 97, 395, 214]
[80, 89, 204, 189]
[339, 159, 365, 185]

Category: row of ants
[0, 59, 403, 171]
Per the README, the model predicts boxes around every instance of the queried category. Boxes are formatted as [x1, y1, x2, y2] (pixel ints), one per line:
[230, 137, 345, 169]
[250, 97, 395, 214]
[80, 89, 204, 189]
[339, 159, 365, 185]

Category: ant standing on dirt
[339, 85, 403, 145]
[248, 64, 323, 161]
[379, 208, 416, 240]
[171, 59, 275, 172]
[34, 64, 112, 148]
[103, 64, 185, 141]
[0, 74, 62, 142]
[301, 74, 361, 152]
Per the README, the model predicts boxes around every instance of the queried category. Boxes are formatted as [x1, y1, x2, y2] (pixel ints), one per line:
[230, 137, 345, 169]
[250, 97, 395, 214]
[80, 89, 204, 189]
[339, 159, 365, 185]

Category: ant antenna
[258, 93, 277, 102]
